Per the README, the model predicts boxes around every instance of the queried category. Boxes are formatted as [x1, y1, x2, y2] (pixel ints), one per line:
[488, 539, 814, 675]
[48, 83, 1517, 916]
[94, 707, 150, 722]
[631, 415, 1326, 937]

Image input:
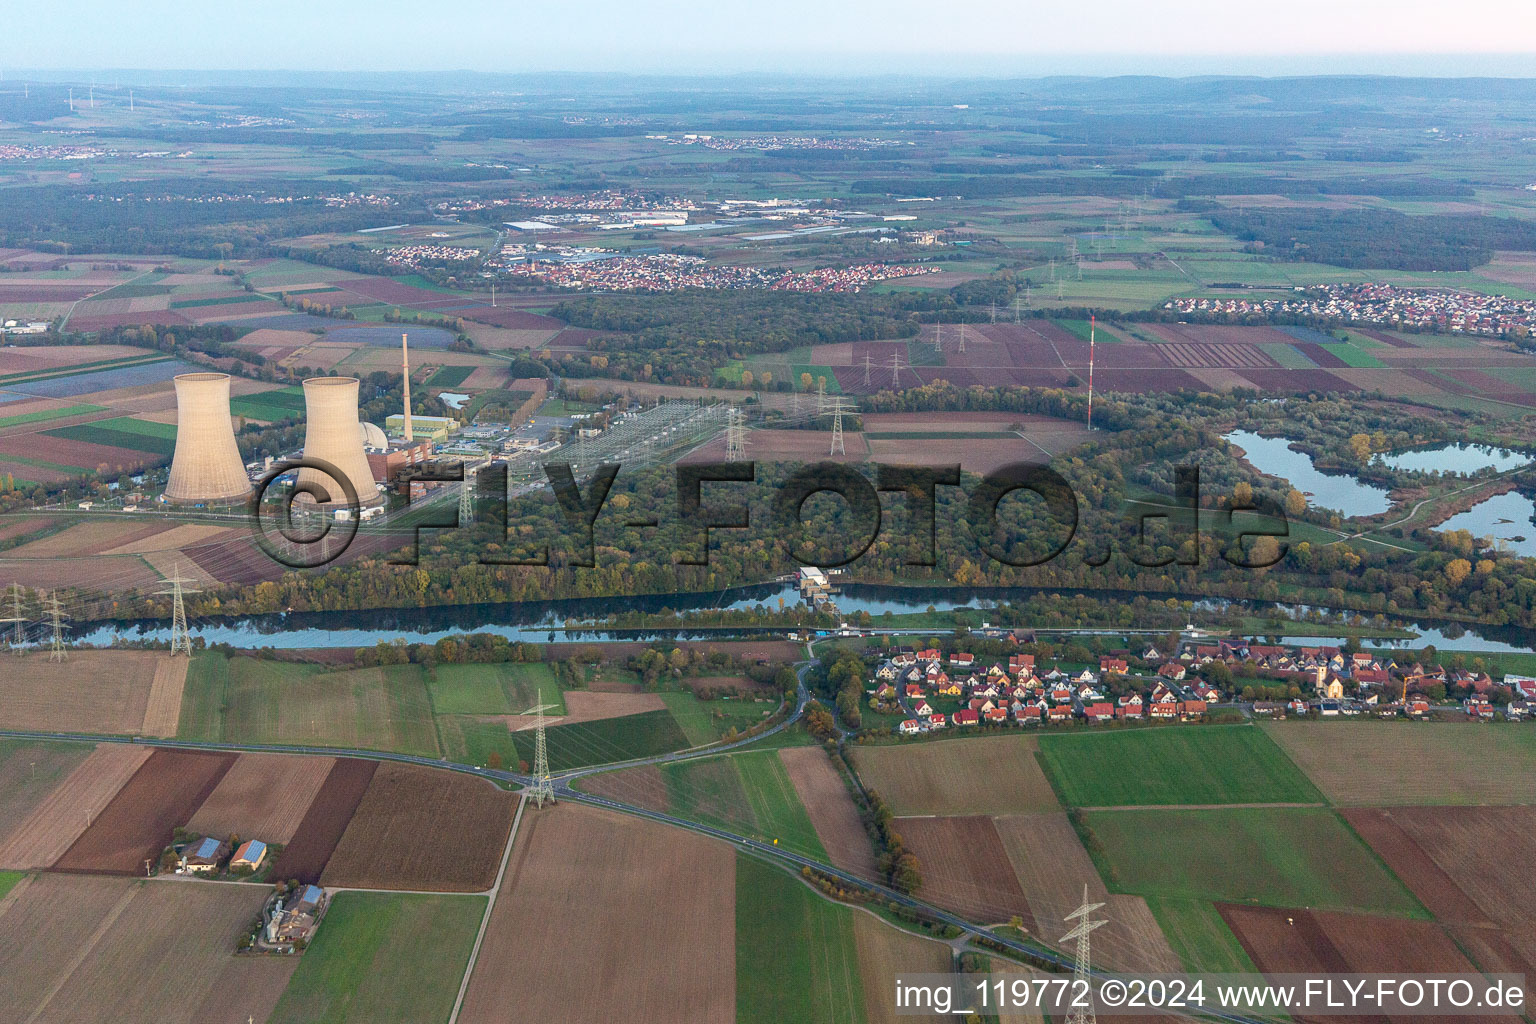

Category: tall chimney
[401, 333, 414, 443]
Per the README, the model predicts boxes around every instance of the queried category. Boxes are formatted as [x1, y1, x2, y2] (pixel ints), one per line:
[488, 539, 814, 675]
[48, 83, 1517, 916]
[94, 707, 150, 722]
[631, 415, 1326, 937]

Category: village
[1166, 282, 1536, 336]
[873, 635, 1536, 737]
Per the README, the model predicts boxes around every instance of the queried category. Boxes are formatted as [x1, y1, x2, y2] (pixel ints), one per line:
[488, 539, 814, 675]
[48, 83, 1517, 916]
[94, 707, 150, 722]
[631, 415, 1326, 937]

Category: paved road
[0, 693, 1277, 1024]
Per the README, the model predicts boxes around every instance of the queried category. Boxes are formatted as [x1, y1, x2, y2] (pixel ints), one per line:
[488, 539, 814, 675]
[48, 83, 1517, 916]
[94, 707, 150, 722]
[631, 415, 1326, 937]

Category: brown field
[3, 520, 167, 558]
[994, 812, 1180, 972]
[0, 739, 93, 846]
[0, 650, 166, 734]
[865, 436, 1047, 473]
[0, 553, 164, 591]
[0, 345, 146, 373]
[320, 763, 516, 892]
[779, 746, 878, 880]
[683, 428, 870, 464]
[1368, 806, 1536, 935]
[1219, 905, 1506, 1024]
[0, 874, 284, 1024]
[512, 689, 665, 730]
[185, 752, 336, 844]
[0, 514, 58, 542]
[853, 913, 953, 1022]
[1481, 251, 1536, 288]
[850, 736, 1059, 817]
[53, 748, 235, 874]
[100, 523, 233, 554]
[458, 801, 735, 1024]
[1340, 809, 1492, 926]
[894, 815, 1034, 924]
[1262, 722, 1536, 805]
[140, 658, 189, 738]
[270, 758, 378, 884]
[0, 744, 153, 869]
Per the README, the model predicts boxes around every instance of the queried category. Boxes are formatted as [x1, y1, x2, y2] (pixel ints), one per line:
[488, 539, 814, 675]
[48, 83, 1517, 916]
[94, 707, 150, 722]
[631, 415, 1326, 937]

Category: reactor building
[296, 376, 384, 508]
[163, 372, 252, 505]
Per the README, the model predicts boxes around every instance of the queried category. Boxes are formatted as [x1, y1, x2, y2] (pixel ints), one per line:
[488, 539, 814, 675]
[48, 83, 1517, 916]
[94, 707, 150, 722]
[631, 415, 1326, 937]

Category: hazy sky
[9, 0, 1536, 73]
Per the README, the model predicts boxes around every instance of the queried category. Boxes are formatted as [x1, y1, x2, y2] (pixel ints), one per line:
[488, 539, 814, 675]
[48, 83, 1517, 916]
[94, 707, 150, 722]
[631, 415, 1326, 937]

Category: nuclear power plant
[163, 372, 252, 505]
[296, 376, 384, 508]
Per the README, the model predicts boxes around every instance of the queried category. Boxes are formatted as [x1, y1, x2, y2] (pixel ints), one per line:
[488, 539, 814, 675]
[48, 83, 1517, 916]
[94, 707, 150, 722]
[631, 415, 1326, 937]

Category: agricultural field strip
[0, 727, 1165, 988]
[445, 793, 526, 1024]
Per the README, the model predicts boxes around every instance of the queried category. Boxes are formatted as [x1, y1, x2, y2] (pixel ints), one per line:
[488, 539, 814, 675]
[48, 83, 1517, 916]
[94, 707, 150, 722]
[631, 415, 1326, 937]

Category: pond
[1225, 431, 1391, 518]
[1375, 443, 1531, 475]
[1435, 490, 1536, 558]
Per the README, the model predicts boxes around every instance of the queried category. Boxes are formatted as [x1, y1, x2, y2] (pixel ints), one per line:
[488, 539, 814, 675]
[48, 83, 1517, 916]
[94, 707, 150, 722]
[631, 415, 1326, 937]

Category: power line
[0, 583, 26, 653]
[725, 407, 747, 462]
[156, 562, 200, 656]
[1062, 885, 1108, 1024]
[46, 590, 69, 662]
[529, 686, 554, 808]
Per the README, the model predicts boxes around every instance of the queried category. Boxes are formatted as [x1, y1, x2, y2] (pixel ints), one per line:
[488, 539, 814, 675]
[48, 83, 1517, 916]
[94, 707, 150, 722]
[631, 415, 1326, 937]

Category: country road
[0, 665, 1279, 1024]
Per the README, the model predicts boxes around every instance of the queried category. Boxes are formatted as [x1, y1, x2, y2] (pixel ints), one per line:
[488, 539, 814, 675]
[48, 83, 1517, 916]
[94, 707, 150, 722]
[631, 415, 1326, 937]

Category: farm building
[231, 839, 268, 871]
[179, 836, 230, 875]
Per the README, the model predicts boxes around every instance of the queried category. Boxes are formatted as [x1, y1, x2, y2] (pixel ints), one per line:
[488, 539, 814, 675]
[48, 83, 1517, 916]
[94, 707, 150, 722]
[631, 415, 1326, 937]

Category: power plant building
[163, 372, 252, 505]
[297, 376, 384, 508]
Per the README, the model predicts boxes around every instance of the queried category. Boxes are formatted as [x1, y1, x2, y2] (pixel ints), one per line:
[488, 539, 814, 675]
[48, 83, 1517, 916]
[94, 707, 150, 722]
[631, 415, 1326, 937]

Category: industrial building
[163, 372, 252, 505]
[386, 413, 456, 442]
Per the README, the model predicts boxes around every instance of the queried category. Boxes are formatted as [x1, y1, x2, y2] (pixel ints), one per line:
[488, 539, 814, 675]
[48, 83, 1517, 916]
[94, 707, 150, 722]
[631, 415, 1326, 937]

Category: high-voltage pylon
[45, 590, 69, 662]
[0, 583, 26, 653]
[156, 562, 199, 656]
[863, 354, 872, 388]
[725, 407, 747, 462]
[890, 352, 902, 390]
[816, 378, 827, 414]
[529, 686, 554, 807]
[933, 320, 943, 353]
[827, 398, 850, 456]
[458, 474, 475, 524]
[1062, 885, 1107, 1024]
[989, 303, 997, 323]
[957, 322, 967, 353]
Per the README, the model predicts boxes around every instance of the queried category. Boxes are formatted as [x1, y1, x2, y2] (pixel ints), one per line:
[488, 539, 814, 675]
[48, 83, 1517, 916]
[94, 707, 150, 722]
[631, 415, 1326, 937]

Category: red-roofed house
[952, 709, 980, 726]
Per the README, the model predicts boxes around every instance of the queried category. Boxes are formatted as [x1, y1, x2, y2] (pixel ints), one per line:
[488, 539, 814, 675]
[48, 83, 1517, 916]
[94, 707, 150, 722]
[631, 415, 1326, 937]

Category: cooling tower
[164, 373, 251, 504]
[297, 376, 383, 508]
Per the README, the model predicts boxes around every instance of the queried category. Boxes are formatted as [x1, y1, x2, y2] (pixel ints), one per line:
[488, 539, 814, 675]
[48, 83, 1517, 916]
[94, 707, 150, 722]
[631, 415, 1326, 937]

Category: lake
[1435, 490, 1536, 558]
[1225, 430, 1391, 518]
[1376, 443, 1532, 475]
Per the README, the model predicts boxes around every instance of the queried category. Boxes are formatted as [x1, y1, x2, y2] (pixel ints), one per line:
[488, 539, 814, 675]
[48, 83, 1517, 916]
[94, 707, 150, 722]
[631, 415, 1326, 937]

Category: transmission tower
[933, 320, 943, 353]
[863, 354, 872, 388]
[156, 563, 199, 656]
[458, 474, 475, 524]
[816, 378, 827, 413]
[45, 590, 69, 662]
[725, 407, 747, 462]
[1087, 314, 1097, 431]
[529, 686, 554, 807]
[889, 351, 902, 390]
[957, 322, 967, 353]
[1062, 885, 1107, 1024]
[989, 303, 997, 324]
[827, 398, 850, 456]
[0, 583, 26, 653]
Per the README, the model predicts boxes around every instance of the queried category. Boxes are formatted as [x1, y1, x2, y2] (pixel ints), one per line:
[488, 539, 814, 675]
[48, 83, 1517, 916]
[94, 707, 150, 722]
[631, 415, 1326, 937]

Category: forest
[1208, 208, 1536, 271]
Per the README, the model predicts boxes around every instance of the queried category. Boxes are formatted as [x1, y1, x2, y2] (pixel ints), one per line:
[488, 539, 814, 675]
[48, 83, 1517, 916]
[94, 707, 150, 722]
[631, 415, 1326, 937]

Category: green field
[230, 386, 307, 420]
[1036, 725, 1324, 807]
[169, 293, 271, 309]
[43, 415, 178, 456]
[439, 707, 690, 770]
[1145, 897, 1256, 973]
[1321, 341, 1385, 368]
[0, 871, 22, 901]
[1080, 807, 1425, 916]
[663, 750, 828, 859]
[659, 690, 773, 746]
[178, 654, 440, 757]
[426, 662, 564, 716]
[736, 854, 866, 1024]
[427, 365, 476, 387]
[0, 403, 106, 429]
[1261, 343, 1320, 369]
[268, 891, 484, 1024]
